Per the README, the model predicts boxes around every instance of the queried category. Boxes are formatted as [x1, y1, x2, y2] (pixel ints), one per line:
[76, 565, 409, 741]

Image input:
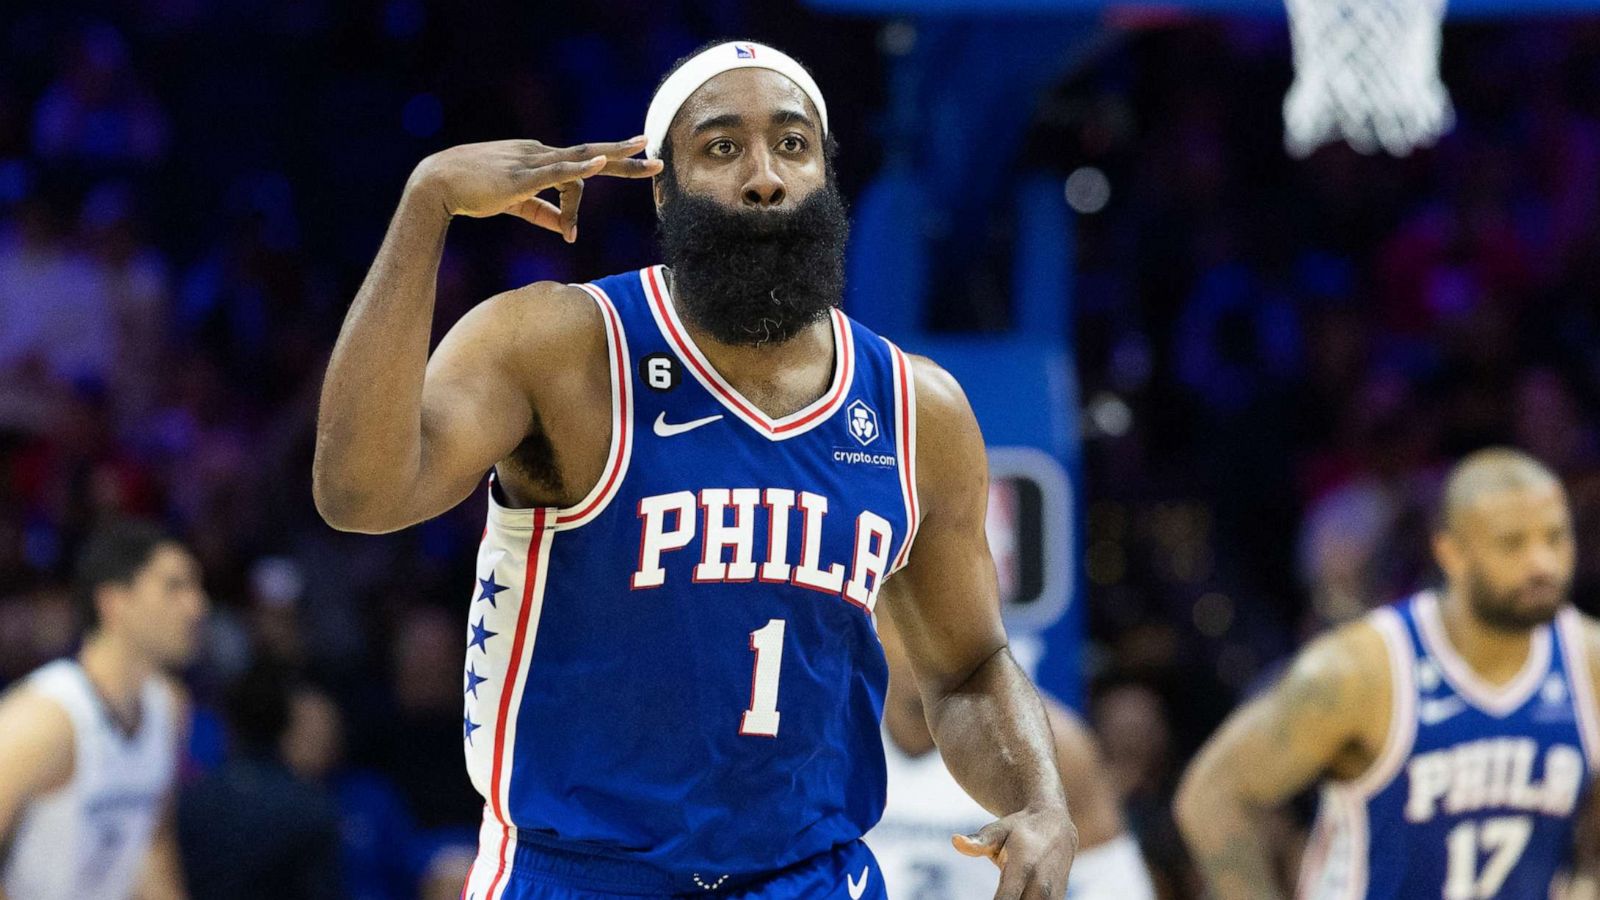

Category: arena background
[5, 0, 1600, 896]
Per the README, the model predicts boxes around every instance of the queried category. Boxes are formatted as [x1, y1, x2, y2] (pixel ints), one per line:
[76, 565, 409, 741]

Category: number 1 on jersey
[740, 619, 786, 737]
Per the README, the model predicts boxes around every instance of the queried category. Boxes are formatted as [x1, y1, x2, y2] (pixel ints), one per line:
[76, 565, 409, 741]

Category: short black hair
[72, 518, 175, 634]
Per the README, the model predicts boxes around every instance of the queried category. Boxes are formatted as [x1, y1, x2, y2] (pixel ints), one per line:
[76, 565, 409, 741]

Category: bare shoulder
[470, 280, 607, 364]
[0, 684, 73, 742]
[1563, 607, 1600, 690]
[0, 684, 75, 793]
[1282, 617, 1391, 701]
[905, 353, 974, 433]
[1267, 616, 1395, 752]
[430, 279, 611, 419]
[903, 354, 985, 514]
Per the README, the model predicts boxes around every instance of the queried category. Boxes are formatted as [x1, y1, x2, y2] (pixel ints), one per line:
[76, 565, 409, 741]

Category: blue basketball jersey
[458, 266, 921, 899]
[1298, 592, 1600, 900]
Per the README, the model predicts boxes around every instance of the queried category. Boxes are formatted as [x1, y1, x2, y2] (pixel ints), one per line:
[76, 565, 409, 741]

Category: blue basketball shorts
[461, 829, 888, 900]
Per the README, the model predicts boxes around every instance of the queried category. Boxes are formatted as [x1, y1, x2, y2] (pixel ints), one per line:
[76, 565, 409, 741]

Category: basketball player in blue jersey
[314, 40, 1077, 900]
[1176, 447, 1600, 899]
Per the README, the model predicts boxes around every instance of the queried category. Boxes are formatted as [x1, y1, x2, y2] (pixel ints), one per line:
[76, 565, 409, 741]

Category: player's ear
[653, 176, 665, 216]
[1433, 529, 1463, 581]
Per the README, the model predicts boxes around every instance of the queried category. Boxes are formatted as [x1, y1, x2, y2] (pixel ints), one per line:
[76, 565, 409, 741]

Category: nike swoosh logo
[653, 411, 724, 437]
[847, 865, 869, 899]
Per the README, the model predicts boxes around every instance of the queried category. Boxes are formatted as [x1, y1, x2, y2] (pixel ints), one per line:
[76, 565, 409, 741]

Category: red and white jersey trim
[485, 282, 633, 533]
[887, 341, 920, 574]
[1296, 785, 1371, 900]
[1346, 606, 1419, 800]
[1556, 608, 1600, 769]
[462, 508, 557, 900]
[466, 281, 629, 896]
[1415, 590, 1551, 717]
[641, 265, 854, 441]
[1294, 607, 1413, 900]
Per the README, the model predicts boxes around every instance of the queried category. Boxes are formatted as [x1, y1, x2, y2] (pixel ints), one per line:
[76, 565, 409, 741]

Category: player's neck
[683, 313, 832, 373]
[77, 634, 153, 725]
[882, 686, 938, 758]
[1437, 588, 1537, 687]
[666, 272, 836, 395]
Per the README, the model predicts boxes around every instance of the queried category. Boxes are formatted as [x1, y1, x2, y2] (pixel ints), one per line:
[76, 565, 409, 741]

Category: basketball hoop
[1282, 0, 1456, 158]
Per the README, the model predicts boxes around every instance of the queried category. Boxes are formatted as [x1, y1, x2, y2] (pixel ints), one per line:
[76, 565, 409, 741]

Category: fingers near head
[599, 157, 664, 179]
[547, 136, 647, 163]
[505, 197, 562, 234]
[557, 178, 584, 243]
[516, 156, 606, 195]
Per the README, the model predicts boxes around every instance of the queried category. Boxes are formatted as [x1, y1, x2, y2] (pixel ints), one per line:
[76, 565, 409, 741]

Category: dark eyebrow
[772, 108, 816, 131]
[690, 109, 817, 136]
[691, 113, 745, 135]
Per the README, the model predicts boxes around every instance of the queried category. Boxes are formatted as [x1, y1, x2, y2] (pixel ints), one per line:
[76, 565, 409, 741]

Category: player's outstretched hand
[407, 136, 662, 242]
[952, 806, 1078, 900]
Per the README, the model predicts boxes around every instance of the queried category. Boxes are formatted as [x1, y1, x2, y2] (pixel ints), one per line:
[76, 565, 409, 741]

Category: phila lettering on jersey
[1297, 592, 1600, 900]
[459, 266, 922, 899]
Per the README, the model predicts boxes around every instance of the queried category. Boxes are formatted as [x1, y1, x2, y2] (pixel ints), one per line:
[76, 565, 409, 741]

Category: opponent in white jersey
[866, 612, 1156, 900]
[0, 519, 205, 900]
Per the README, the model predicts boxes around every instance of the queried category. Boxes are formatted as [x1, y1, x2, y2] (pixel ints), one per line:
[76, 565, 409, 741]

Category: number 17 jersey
[1298, 592, 1600, 900]
[459, 266, 921, 891]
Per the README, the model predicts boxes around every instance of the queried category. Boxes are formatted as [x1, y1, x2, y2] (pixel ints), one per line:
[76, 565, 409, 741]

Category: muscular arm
[1174, 623, 1389, 900]
[313, 139, 656, 533]
[312, 177, 478, 532]
[879, 356, 1075, 900]
[0, 688, 74, 861]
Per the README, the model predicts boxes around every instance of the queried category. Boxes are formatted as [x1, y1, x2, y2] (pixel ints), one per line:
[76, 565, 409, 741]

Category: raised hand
[407, 136, 662, 242]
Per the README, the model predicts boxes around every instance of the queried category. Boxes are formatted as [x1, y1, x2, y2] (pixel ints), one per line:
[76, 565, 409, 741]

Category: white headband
[644, 41, 829, 160]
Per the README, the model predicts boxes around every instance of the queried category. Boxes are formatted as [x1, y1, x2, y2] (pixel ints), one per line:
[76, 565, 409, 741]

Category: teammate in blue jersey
[314, 40, 1077, 900]
[1176, 448, 1600, 899]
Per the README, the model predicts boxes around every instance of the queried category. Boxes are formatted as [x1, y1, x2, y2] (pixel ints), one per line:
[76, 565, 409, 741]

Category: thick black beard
[656, 184, 849, 347]
[1465, 567, 1566, 632]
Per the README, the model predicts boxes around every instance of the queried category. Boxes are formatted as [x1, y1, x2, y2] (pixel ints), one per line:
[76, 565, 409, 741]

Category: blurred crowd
[1065, 18, 1600, 897]
[4, 2, 1600, 898]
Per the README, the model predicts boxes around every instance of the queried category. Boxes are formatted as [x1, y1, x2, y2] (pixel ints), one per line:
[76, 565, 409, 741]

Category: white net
[1282, 0, 1456, 158]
